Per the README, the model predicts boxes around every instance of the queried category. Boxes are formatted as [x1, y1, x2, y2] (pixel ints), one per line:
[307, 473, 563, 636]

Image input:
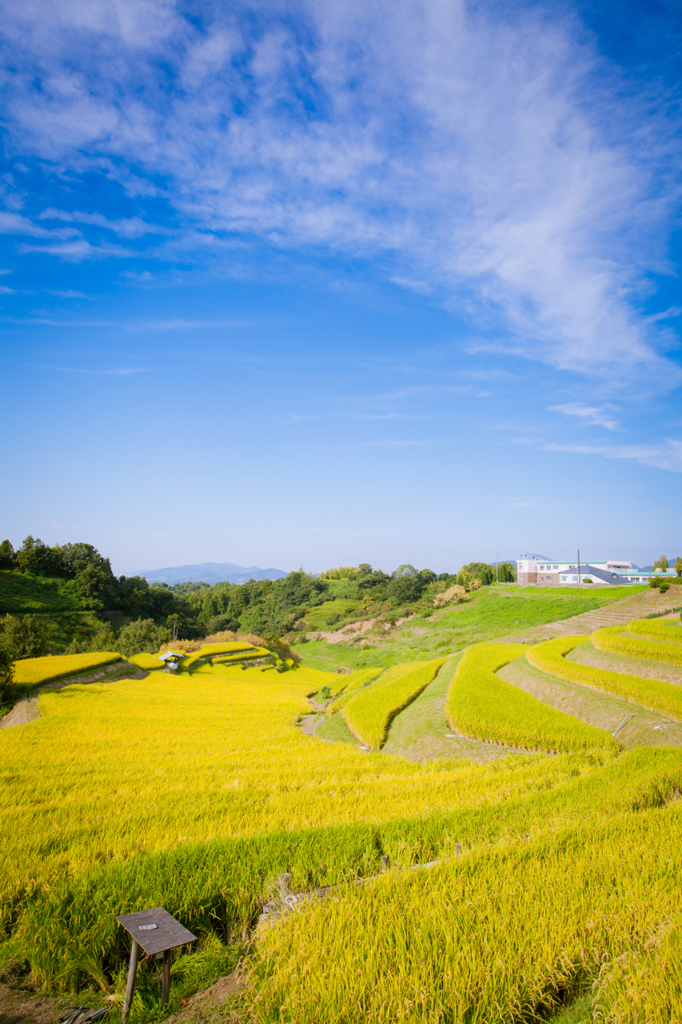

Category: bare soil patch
[0, 981, 71, 1024]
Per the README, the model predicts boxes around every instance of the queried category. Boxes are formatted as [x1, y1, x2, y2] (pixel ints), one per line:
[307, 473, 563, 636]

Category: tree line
[0, 537, 515, 705]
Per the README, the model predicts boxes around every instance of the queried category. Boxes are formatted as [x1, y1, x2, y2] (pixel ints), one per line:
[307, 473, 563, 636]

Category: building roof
[158, 651, 185, 661]
[559, 564, 623, 584]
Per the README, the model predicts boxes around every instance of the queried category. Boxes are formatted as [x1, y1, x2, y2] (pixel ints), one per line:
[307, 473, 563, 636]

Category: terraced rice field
[3, 606, 682, 1022]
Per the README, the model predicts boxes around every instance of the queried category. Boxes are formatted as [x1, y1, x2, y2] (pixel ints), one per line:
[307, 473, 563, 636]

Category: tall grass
[342, 659, 448, 747]
[527, 636, 682, 719]
[593, 625, 682, 665]
[447, 643, 616, 752]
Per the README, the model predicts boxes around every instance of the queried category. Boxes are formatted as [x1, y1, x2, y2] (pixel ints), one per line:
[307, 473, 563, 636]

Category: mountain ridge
[137, 561, 288, 585]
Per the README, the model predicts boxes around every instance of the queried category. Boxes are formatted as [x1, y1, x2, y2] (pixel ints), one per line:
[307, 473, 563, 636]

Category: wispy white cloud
[18, 239, 140, 261]
[126, 317, 248, 331]
[39, 208, 170, 238]
[47, 289, 91, 298]
[0, 0, 680, 385]
[40, 365, 152, 375]
[1, 317, 116, 326]
[549, 403, 620, 430]
[533, 438, 682, 472]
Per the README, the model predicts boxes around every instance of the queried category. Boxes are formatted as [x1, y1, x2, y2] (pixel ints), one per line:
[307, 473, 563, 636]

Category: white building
[516, 554, 634, 586]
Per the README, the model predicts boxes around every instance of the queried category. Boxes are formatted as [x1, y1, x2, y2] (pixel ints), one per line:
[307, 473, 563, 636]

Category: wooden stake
[162, 949, 171, 1005]
[381, 854, 390, 872]
[121, 938, 139, 1024]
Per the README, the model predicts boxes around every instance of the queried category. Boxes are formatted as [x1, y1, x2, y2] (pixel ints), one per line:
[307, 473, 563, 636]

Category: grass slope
[0, 570, 88, 614]
[297, 585, 646, 670]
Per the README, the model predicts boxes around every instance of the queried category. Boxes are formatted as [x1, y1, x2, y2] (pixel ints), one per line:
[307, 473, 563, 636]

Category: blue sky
[1, 0, 681, 576]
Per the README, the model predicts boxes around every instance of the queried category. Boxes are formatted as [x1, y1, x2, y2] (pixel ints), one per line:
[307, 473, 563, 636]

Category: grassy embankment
[297, 584, 646, 671]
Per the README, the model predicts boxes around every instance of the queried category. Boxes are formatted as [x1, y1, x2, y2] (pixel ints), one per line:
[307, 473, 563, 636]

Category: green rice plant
[593, 625, 682, 665]
[248, 803, 682, 1024]
[447, 643, 615, 752]
[627, 618, 682, 644]
[12, 651, 123, 688]
[342, 659, 448, 747]
[527, 636, 682, 719]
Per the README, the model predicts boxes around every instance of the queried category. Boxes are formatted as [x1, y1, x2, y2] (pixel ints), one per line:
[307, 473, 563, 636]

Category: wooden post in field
[121, 938, 139, 1024]
[162, 949, 171, 1005]
[381, 854, 390, 872]
[455, 842, 462, 857]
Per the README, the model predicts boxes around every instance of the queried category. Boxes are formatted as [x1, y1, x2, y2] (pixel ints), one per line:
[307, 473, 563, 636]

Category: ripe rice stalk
[342, 659, 448, 747]
[627, 619, 682, 644]
[12, 652, 123, 688]
[593, 626, 682, 666]
[527, 636, 682, 719]
[447, 643, 616, 752]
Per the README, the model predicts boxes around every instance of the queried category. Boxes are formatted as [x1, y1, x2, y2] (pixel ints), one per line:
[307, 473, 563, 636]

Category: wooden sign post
[116, 907, 197, 1023]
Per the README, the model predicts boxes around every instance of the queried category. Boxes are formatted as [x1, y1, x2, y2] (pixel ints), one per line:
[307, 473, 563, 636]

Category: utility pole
[496, 550, 499, 583]
[577, 545, 581, 586]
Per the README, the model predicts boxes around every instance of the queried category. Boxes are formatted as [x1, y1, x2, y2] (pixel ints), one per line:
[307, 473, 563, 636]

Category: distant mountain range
[137, 561, 289, 586]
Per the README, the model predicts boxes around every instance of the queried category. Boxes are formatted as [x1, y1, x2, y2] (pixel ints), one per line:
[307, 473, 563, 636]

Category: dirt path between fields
[0, 972, 247, 1024]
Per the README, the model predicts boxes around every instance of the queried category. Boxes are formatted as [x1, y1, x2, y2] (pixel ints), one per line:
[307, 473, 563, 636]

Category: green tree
[0, 539, 14, 570]
[498, 562, 516, 583]
[458, 562, 495, 586]
[653, 555, 669, 571]
[388, 565, 424, 604]
[0, 644, 14, 710]
[0, 614, 50, 660]
[13, 536, 62, 577]
[118, 575, 152, 618]
[115, 618, 169, 658]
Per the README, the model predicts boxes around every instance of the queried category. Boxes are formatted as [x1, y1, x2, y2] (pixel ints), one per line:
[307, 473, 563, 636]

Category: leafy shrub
[433, 585, 467, 608]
